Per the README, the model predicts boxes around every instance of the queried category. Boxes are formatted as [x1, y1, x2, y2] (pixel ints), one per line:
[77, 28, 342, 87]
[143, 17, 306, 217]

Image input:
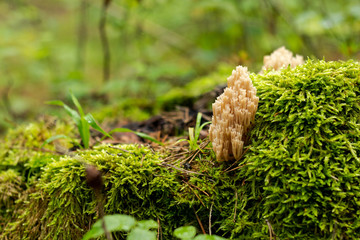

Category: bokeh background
[1, 0, 359, 134]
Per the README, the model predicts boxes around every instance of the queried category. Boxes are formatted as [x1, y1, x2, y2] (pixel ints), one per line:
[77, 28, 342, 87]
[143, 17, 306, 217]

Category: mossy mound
[1, 59, 360, 239]
[1, 137, 239, 239]
[228, 60, 360, 238]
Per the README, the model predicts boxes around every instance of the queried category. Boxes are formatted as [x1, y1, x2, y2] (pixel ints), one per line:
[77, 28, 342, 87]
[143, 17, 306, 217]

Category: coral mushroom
[209, 66, 259, 161]
[262, 46, 304, 72]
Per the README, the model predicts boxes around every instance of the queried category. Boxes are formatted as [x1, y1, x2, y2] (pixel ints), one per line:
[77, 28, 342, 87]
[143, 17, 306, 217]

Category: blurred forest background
[1, 0, 359, 135]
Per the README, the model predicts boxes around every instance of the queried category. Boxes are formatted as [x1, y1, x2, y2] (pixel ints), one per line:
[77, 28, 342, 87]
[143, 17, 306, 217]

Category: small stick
[224, 163, 247, 173]
[182, 180, 205, 207]
[209, 202, 213, 235]
[188, 182, 210, 197]
[223, 147, 250, 173]
[193, 206, 206, 234]
[161, 163, 205, 176]
[108, 145, 130, 153]
[266, 219, 276, 240]
[157, 217, 162, 240]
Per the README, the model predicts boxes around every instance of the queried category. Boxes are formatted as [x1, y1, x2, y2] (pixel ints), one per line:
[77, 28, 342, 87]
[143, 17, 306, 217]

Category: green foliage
[224, 60, 360, 238]
[83, 214, 156, 240]
[84, 215, 227, 240]
[46, 93, 112, 148]
[1, 0, 360, 135]
[0, 169, 23, 231]
[0, 120, 74, 178]
[179, 113, 211, 151]
[2, 58, 360, 239]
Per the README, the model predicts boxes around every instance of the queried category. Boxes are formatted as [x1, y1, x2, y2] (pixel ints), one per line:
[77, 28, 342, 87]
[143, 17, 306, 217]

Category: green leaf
[82, 224, 104, 240]
[99, 214, 136, 232]
[63, 104, 81, 125]
[82, 214, 136, 240]
[46, 100, 65, 106]
[136, 220, 158, 230]
[127, 227, 156, 240]
[78, 118, 90, 149]
[194, 235, 227, 240]
[174, 226, 196, 240]
[40, 134, 74, 148]
[194, 112, 202, 141]
[85, 113, 112, 139]
[109, 128, 163, 145]
[70, 92, 85, 117]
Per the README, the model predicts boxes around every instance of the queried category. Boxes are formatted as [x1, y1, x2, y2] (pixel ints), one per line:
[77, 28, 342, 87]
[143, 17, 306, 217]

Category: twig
[265, 219, 276, 240]
[157, 217, 162, 240]
[224, 163, 247, 173]
[99, 0, 112, 82]
[108, 145, 130, 153]
[209, 202, 213, 235]
[193, 206, 206, 234]
[97, 191, 113, 240]
[188, 182, 210, 197]
[182, 180, 205, 207]
[161, 163, 205, 176]
[223, 147, 250, 173]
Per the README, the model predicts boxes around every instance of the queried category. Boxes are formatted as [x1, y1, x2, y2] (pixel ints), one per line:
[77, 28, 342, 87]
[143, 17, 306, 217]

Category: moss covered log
[1, 59, 360, 239]
[229, 60, 360, 238]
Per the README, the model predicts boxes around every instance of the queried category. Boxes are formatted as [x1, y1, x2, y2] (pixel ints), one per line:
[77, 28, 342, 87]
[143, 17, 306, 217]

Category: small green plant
[82, 214, 157, 240]
[43, 93, 112, 149]
[83, 214, 227, 240]
[43, 93, 162, 149]
[179, 113, 211, 151]
[174, 226, 227, 240]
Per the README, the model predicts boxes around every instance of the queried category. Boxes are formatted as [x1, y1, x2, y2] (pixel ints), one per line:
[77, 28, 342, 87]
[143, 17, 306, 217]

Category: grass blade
[46, 100, 65, 106]
[70, 92, 85, 117]
[85, 113, 112, 139]
[41, 134, 74, 148]
[194, 113, 202, 141]
[78, 118, 90, 149]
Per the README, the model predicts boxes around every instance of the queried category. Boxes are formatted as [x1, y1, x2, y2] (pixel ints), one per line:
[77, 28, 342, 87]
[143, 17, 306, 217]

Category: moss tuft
[227, 60, 360, 239]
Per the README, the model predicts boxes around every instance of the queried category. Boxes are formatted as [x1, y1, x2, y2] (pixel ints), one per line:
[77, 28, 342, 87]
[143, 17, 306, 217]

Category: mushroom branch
[209, 66, 259, 161]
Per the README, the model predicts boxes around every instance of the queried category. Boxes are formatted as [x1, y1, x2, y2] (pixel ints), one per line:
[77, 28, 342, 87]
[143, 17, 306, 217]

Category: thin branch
[209, 202, 213, 235]
[193, 206, 206, 235]
[187, 182, 210, 197]
[182, 180, 205, 207]
[160, 163, 206, 176]
[223, 147, 250, 173]
[265, 219, 276, 240]
[157, 217, 163, 240]
[99, 0, 112, 82]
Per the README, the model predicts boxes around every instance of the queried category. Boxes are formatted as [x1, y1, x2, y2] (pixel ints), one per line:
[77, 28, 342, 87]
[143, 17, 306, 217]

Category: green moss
[0, 169, 23, 231]
[226, 60, 360, 239]
[0, 120, 75, 181]
[2, 60, 360, 239]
